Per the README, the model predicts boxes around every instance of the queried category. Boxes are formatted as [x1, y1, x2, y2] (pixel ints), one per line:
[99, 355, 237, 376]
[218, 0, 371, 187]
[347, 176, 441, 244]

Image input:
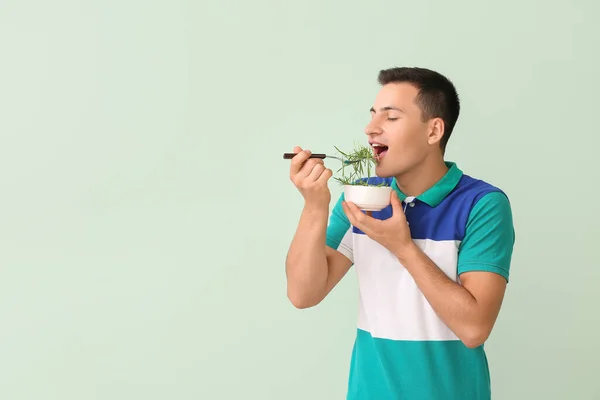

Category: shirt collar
[391, 162, 463, 207]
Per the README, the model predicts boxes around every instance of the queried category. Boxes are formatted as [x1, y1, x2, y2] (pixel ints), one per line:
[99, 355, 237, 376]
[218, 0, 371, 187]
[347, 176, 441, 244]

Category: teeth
[372, 143, 384, 147]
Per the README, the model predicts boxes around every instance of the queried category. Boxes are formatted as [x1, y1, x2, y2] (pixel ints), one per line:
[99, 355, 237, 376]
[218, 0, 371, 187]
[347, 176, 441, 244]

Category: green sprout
[332, 142, 389, 187]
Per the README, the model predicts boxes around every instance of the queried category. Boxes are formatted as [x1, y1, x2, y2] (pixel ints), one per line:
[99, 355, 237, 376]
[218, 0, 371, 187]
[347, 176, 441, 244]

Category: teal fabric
[458, 191, 515, 281]
[347, 329, 491, 400]
[391, 161, 462, 206]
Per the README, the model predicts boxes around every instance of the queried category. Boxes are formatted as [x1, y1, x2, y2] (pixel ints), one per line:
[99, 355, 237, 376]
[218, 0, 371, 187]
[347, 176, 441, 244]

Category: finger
[353, 204, 378, 232]
[289, 149, 311, 175]
[307, 162, 326, 181]
[346, 202, 367, 225]
[390, 192, 409, 226]
[343, 201, 371, 232]
[297, 158, 324, 179]
[341, 201, 357, 225]
[316, 167, 333, 184]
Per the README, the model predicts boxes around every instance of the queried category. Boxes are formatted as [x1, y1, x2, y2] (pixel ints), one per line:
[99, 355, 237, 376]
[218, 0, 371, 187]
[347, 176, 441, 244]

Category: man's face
[365, 82, 441, 178]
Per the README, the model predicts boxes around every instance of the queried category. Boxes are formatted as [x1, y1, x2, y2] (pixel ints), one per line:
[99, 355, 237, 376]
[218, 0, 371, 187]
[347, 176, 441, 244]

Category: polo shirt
[325, 162, 515, 400]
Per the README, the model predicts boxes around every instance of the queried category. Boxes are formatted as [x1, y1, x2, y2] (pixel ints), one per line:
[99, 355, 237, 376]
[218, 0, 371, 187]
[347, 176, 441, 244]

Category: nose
[364, 118, 383, 136]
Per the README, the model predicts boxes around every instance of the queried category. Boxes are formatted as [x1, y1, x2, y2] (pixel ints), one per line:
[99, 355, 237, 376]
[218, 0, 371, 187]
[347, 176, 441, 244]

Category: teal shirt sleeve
[457, 191, 515, 282]
[325, 193, 353, 262]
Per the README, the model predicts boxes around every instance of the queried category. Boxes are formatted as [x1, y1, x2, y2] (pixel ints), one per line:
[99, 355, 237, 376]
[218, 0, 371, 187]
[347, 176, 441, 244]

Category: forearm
[285, 204, 329, 307]
[396, 244, 486, 347]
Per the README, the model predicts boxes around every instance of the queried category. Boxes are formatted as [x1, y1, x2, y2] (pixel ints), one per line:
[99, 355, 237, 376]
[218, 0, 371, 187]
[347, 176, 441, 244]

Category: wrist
[303, 201, 329, 214]
[394, 240, 420, 265]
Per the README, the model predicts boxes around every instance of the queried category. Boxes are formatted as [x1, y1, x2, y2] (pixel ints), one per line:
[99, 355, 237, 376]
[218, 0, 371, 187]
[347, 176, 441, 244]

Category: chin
[374, 164, 394, 178]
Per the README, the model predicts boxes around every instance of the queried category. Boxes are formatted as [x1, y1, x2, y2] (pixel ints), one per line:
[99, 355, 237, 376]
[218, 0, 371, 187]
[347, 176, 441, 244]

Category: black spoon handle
[282, 153, 327, 159]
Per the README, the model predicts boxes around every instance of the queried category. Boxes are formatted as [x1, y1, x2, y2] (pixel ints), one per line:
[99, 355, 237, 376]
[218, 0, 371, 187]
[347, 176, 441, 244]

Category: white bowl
[343, 185, 393, 212]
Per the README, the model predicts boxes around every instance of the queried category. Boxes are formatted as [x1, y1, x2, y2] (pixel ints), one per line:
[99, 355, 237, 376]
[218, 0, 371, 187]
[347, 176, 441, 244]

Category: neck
[394, 156, 448, 197]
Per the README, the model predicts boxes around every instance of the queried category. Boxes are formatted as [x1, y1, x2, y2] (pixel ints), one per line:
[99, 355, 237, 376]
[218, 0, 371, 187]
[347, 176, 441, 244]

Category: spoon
[282, 153, 359, 165]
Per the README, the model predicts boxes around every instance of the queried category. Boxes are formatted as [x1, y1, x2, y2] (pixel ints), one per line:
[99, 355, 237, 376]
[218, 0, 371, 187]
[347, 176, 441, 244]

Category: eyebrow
[370, 106, 404, 113]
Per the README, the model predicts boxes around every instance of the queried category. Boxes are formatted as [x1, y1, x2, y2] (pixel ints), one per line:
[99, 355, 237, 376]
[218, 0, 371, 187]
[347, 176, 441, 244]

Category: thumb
[390, 191, 405, 217]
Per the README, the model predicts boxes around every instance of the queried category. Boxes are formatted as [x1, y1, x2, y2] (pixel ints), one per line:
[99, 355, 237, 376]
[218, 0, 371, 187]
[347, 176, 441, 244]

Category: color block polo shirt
[325, 162, 515, 400]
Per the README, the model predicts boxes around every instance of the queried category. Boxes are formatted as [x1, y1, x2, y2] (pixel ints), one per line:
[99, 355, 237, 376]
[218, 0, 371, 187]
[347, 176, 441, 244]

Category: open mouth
[371, 143, 389, 161]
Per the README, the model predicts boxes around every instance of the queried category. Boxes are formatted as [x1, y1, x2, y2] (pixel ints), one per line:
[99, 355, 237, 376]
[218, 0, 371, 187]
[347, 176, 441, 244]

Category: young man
[285, 66, 515, 399]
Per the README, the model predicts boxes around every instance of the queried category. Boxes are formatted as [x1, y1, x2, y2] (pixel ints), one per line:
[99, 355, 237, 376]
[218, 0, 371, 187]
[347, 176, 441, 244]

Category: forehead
[372, 82, 419, 110]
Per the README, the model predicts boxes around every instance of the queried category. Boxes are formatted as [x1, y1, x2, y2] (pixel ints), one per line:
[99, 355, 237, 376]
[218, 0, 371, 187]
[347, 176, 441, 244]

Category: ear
[427, 118, 445, 146]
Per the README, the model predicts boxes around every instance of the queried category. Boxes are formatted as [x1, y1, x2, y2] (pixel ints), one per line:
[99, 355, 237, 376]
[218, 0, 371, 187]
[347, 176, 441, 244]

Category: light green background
[0, 0, 598, 399]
